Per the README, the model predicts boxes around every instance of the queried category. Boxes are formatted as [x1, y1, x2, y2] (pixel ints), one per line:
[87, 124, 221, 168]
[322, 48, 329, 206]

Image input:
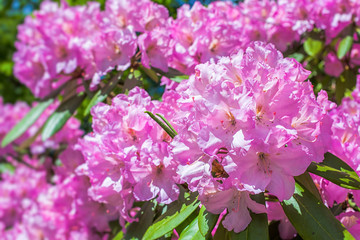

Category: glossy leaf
[42, 93, 85, 141]
[1, 98, 54, 147]
[179, 217, 204, 240]
[145, 111, 177, 138]
[304, 38, 323, 57]
[281, 181, 355, 240]
[307, 152, 360, 189]
[295, 172, 322, 201]
[198, 206, 219, 238]
[143, 192, 200, 240]
[337, 36, 353, 59]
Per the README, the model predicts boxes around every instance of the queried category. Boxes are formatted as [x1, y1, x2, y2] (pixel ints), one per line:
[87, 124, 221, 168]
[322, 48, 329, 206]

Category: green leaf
[170, 75, 189, 83]
[307, 152, 360, 189]
[143, 192, 200, 240]
[124, 202, 155, 240]
[336, 77, 346, 104]
[0, 162, 15, 174]
[112, 231, 124, 240]
[198, 206, 219, 238]
[84, 73, 122, 116]
[1, 98, 54, 147]
[84, 90, 107, 117]
[179, 217, 204, 240]
[304, 38, 324, 57]
[230, 193, 269, 240]
[288, 53, 305, 62]
[155, 113, 178, 135]
[281, 181, 355, 240]
[295, 172, 322, 201]
[140, 66, 159, 83]
[42, 93, 85, 141]
[176, 208, 200, 235]
[152, 66, 186, 78]
[145, 111, 176, 138]
[337, 36, 353, 59]
[213, 219, 229, 240]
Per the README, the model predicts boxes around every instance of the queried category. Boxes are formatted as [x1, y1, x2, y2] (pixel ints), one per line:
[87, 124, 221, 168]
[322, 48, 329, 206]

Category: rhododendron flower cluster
[17, 0, 360, 98]
[78, 42, 334, 232]
[0, 165, 115, 239]
[6, 0, 360, 239]
[77, 87, 180, 223]
[0, 99, 115, 239]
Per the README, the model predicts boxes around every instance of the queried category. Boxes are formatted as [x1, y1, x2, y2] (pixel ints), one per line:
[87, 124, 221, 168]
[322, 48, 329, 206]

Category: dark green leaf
[336, 77, 346, 104]
[152, 66, 186, 78]
[42, 93, 85, 141]
[213, 219, 229, 240]
[2, 98, 54, 147]
[143, 192, 200, 240]
[281, 181, 355, 240]
[295, 172, 322, 201]
[304, 38, 324, 57]
[307, 152, 360, 189]
[155, 113, 178, 135]
[140, 66, 159, 83]
[337, 36, 353, 59]
[343, 69, 357, 89]
[124, 202, 155, 240]
[198, 206, 219, 238]
[145, 111, 176, 138]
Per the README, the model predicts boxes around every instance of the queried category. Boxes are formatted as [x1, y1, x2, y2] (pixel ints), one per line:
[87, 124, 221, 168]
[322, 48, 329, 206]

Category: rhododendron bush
[2, 0, 360, 239]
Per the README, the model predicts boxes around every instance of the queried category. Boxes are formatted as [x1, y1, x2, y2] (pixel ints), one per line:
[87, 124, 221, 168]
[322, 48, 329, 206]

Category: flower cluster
[77, 87, 181, 224]
[0, 164, 115, 239]
[79, 42, 334, 232]
[0, 99, 116, 239]
[14, 0, 166, 97]
[7, 0, 360, 238]
[17, 0, 360, 97]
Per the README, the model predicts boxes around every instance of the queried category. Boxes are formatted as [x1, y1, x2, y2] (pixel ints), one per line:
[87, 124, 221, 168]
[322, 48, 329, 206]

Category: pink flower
[337, 209, 360, 239]
[170, 42, 331, 203]
[200, 186, 265, 233]
[324, 52, 344, 77]
[267, 201, 297, 239]
[90, 29, 137, 88]
[78, 87, 181, 221]
[138, 28, 171, 72]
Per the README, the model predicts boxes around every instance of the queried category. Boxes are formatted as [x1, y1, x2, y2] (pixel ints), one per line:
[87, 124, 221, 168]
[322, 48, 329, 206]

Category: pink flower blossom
[78, 87, 180, 221]
[267, 201, 297, 239]
[170, 42, 332, 204]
